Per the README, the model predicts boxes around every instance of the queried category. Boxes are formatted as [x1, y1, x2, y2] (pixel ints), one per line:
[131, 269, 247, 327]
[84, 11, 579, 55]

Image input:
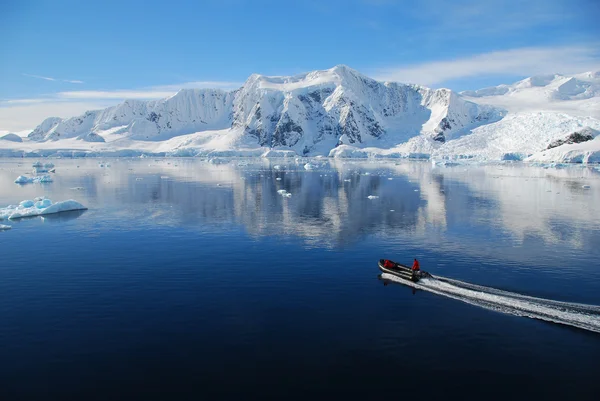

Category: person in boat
[383, 259, 395, 269]
[411, 258, 420, 272]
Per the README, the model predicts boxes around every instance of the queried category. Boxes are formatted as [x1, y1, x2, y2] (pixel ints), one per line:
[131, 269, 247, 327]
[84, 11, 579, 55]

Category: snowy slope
[461, 71, 600, 119]
[433, 112, 600, 161]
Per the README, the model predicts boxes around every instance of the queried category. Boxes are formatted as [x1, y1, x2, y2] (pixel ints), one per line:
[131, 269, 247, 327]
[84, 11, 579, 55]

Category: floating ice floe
[32, 161, 43, 168]
[0, 224, 11, 230]
[367, 195, 379, 199]
[0, 197, 87, 220]
[14, 175, 53, 184]
[304, 163, 317, 170]
[277, 189, 292, 198]
[276, 177, 282, 181]
[273, 165, 282, 170]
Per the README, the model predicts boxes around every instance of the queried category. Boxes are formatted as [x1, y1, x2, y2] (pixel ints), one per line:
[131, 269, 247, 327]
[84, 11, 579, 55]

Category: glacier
[1, 65, 599, 163]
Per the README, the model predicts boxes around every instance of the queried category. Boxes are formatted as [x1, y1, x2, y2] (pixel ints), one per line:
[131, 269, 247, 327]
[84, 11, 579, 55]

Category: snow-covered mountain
[2, 66, 600, 163]
[462, 71, 600, 101]
[24, 65, 502, 154]
[461, 71, 600, 119]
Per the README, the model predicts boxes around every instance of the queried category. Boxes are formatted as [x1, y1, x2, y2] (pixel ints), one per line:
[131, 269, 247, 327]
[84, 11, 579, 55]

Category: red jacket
[412, 259, 420, 271]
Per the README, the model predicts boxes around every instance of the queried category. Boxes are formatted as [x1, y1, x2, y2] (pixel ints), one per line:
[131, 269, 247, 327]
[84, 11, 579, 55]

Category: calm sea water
[1, 158, 599, 401]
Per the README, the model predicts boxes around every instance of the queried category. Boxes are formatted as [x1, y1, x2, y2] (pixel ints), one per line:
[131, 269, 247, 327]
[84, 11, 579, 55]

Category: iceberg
[277, 189, 292, 198]
[0, 224, 11, 230]
[14, 175, 53, 184]
[0, 197, 87, 220]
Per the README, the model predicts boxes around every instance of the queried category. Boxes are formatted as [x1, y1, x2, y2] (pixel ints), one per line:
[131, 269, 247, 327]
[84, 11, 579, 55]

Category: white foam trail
[381, 273, 600, 333]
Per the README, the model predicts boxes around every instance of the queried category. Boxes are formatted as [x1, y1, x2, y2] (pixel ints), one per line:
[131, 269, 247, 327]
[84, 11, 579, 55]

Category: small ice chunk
[367, 195, 379, 199]
[32, 161, 43, 168]
[35, 199, 52, 209]
[343, 179, 351, 182]
[276, 177, 282, 181]
[277, 189, 288, 195]
[304, 163, 315, 170]
[283, 192, 291, 197]
[390, 210, 395, 212]
[70, 187, 85, 190]
[582, 185, 591, 189]
[14, 175, 53, 184]
[44, 163, 55, 168]
[388, 178, 393, 180]
[20, 200, 34, 208]
[14, 175, 32, 184]
[0, 224, 11, 230]
[273, 165, 281, 170]
[161, 176, 169, 179]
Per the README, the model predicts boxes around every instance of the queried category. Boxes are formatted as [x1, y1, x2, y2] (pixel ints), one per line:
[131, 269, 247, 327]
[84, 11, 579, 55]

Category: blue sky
[1, 0, 599, 131]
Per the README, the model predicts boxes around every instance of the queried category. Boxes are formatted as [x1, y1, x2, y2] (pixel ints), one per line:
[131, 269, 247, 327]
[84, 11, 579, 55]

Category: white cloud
[373, 45, 600, 86]
[54, 81, 242, 100]
[56, 90, 178, 100]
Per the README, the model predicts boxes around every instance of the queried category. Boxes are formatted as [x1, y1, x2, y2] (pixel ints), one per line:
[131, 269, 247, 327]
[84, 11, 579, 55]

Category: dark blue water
[1, 158, 599, 400]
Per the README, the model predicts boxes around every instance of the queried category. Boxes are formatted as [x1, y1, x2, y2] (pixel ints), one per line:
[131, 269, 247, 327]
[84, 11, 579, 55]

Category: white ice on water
[14, 175, 53, 184]
[0, 224, 11, 230]
[277, 189, 292, 197]
[0, 197, 87, 220]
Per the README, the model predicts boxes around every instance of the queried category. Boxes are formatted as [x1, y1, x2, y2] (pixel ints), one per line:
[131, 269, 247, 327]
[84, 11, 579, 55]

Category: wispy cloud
[373, 45, 600, 86]
[22, 73, 84, 84]
[55, 81, 242, 100]
[22, 73, 57, 82]
[56, 90, 178, 100]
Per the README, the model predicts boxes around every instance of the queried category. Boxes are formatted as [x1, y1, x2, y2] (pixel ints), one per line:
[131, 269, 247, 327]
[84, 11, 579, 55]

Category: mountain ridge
[26, 65, 504, 155]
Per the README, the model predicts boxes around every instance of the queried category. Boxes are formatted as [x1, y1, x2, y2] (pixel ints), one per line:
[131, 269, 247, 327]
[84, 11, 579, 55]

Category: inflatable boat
[378, 259, 432, 282]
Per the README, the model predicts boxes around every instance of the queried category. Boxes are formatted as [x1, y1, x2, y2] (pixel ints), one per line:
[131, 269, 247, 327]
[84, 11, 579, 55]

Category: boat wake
[381, 273, 600, 333]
